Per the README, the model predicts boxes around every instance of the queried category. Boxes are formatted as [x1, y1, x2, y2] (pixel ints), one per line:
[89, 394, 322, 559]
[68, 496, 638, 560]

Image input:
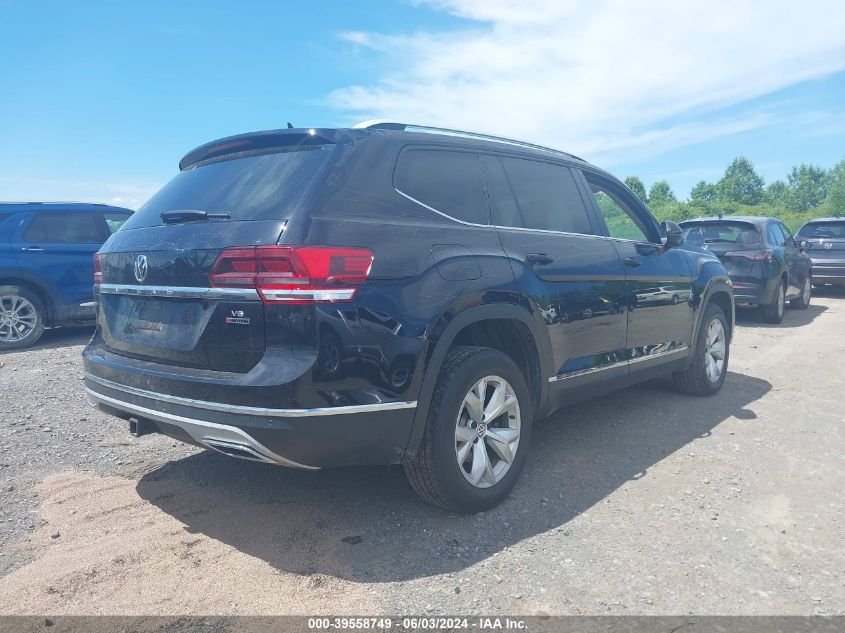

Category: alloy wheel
[455, 376, 521, 488]
[0, 295, 38, 343]
[704, 318, 726, 383]
[802, 278, 811, 305]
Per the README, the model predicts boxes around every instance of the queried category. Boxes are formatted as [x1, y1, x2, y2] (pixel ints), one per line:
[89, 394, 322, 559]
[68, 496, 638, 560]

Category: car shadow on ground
[735, 303, 827, 329]
[137, 370, 770, 583]
[0, 325, 94, 355]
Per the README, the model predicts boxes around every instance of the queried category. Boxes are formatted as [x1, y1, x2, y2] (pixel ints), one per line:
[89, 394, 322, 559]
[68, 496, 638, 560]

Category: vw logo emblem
[824, 242, 833, 250]
[134, 254, 149, 283]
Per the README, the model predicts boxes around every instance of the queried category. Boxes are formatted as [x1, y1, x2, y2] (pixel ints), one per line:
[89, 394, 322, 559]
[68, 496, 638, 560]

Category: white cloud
[0, 176, 162, 210]
[329, 0, 845, 163]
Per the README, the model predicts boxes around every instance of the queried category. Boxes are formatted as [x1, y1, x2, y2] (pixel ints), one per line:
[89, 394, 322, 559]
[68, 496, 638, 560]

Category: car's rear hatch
[95, 136, 338, 373]
[799, 222, 845, 258]
[681, 220, 764, 282]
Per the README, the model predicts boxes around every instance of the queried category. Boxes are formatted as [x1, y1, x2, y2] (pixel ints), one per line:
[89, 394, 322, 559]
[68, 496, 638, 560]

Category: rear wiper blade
[160, 209, 231, 223]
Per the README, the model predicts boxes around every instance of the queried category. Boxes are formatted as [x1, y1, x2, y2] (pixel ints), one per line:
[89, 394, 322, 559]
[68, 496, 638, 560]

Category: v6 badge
[225, 310, 250, 326]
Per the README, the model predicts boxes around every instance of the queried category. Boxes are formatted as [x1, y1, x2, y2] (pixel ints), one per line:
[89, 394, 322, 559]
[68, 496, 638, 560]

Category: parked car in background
[0, 202, 132, 349]
[680, 216, 812, 323]
[83, 122, 734, 512]
[796, 218, 845, 287]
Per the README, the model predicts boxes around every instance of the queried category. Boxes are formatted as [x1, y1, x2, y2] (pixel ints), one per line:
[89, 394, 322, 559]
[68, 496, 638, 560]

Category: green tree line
[621, 157, 845, 233]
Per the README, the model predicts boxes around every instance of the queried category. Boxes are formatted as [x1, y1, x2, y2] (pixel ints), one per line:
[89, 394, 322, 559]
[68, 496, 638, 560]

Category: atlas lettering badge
[226, 310, 250, 325]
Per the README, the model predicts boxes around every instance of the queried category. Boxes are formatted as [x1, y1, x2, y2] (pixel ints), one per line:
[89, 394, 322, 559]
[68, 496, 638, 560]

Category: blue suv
[0, 202, 132, 349]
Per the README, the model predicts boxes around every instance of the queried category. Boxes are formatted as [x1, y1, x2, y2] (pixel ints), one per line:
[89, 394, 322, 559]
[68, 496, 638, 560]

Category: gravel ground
[0, 290, 843, 615]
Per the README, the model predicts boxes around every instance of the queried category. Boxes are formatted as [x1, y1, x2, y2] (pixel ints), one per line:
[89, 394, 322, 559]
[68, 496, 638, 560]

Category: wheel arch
[403, 302, 552, 460]
[692, 273, 735, 346]
[0, 274, 55, 325]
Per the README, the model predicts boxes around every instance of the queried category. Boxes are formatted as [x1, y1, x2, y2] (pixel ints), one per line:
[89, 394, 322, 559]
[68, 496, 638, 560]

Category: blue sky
[1, 0, 844, 207]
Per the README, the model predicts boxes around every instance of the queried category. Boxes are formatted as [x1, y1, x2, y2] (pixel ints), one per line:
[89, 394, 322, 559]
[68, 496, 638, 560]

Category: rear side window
[767, 223, 787, 247]
[24, 213, 103, 243]
[798, 222, 845, 238]
[485, 156, 593, 234]
[394, 149, 488, 224]
[103, 212, 132, 234]
[681, 222, 761, 245]
[123, 146, 334, 229]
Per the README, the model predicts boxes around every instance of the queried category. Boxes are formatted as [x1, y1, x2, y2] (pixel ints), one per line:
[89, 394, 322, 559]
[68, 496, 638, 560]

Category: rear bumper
[84, 372, 418, 469]
[810, 259, 845, 284]
[729, 278, 778, 306]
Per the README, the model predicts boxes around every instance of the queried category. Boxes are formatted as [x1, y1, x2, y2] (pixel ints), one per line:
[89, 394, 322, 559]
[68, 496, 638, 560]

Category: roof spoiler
[179, 128, 337, 171]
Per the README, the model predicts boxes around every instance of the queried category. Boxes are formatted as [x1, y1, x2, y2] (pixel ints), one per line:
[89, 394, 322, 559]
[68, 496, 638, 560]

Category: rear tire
[789, 275, 811, 309]
[760, 278, 785, 323]
[403, 346, 532, 513]
[0, 285, 46, 350]
[673, 303, 729, 396]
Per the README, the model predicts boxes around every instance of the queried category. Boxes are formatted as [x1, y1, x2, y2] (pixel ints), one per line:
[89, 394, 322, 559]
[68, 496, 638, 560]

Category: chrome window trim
[603, 235, 663, 246]
[97, 284, 260, 301]
[548, 346, 689, 383]
[393, 148, 608, 239]
[396, 189, 604, 240]
[85, 373, 418, 417]
[493, 224, 600, 238]
[395, 186, 489, 228]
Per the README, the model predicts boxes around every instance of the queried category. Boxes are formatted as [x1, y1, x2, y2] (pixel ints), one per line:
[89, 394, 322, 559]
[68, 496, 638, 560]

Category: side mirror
[662, 221, 684, 248]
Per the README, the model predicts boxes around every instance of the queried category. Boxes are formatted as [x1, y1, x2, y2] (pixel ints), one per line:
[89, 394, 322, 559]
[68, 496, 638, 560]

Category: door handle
[622, 257, 641, 268]
[21, 246, 44, 252]
[526, 253, 554, 266]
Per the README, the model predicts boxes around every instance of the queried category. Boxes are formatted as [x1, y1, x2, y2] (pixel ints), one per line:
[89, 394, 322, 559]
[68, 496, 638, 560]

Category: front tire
[0, 285, 46, 350]
[403, 346, 532, 513]
[760, 278, 786, 323]
[789, 274, 811, 309]
[673, 304, 729, 396]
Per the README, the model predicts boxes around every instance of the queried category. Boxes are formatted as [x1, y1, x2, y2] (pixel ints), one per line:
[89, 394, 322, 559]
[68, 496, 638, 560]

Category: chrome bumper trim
[85, 373, 418, 417]
[97, 284, 260, 301]
[549, 346, 689, 383]
[86, 387, 318, 470]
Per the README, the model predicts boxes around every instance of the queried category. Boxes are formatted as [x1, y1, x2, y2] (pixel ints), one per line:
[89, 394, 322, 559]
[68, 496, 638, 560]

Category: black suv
[680, 216, 812, 323]
[83, 122, 734, 512]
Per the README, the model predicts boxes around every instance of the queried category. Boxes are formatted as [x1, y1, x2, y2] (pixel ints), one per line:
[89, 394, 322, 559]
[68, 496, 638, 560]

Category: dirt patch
[0, 472, 378, 615]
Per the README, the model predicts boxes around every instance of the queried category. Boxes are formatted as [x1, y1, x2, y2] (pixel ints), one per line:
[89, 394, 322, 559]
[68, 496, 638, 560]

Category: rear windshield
[122, 146, 333, 229]
[681, 222, 761, 246]
[797, 222, 845, 238]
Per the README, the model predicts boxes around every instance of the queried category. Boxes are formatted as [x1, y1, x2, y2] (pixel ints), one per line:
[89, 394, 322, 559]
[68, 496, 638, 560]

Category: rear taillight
[724, 250, 773, 262]
[93, 253, 103, 285]
[210, 246, 374, 303]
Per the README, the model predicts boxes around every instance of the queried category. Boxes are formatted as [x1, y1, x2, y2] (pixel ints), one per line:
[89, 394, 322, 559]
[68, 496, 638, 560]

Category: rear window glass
[122, 146, 333, 229]
[681, 222, 761, 246]
[394, 149, 488, 224]
[798, 222, 845, 238]
[486, 156, 593, 234]
[24, 212, 103, 243]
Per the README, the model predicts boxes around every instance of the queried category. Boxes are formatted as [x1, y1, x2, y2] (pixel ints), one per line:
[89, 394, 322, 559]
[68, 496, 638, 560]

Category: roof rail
[353, 120, 584, 162]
